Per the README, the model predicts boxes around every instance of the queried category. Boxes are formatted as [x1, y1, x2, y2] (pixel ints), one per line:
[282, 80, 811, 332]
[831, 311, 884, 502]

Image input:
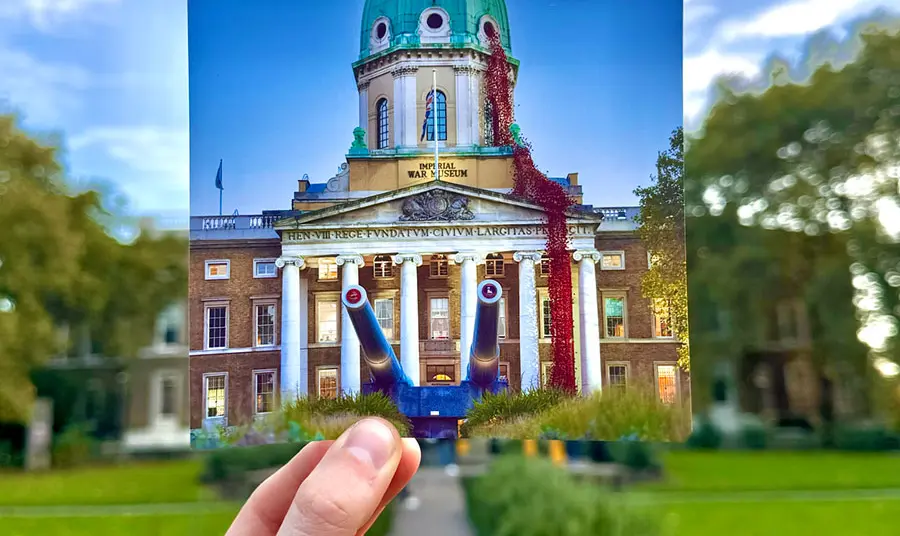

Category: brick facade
[189, 233, 689, 427]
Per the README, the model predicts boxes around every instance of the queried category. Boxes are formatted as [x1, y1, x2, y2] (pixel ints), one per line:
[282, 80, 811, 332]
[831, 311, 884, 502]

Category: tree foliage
[684, 23, 899, 410]
[635, 127, 689, 370]
[0, 115, 187, 422]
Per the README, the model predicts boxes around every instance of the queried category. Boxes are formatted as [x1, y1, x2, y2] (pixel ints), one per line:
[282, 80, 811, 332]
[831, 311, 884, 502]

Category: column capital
[335, 254, 365, 267]
[391, 66, 418, 78]
[392, 253, 423, 266]
[513, 251, 542, 263]
[572, 249, 602, 264]
[452, 252, 484, 265]
[275, 256, 306, 269]
[357, 79, 371, 91]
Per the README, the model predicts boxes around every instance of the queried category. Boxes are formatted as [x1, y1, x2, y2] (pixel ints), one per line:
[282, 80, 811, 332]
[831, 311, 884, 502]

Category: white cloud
[0, 0, 119, 32]
[683, 0, 893, 126]
[0, 47, 91, 126]
[69, 126, 189, 211]
[715, 0, 880, 42]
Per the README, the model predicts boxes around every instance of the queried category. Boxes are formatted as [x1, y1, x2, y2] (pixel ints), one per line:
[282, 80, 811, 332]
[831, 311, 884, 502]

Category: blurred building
[188, 0, 688, 432]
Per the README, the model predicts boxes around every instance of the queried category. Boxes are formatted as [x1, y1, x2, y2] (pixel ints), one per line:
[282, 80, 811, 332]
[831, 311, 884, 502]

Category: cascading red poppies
[484, 33, 576, 394]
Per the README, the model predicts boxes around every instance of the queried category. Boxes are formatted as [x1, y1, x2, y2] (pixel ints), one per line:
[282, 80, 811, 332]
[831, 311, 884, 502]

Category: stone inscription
[407, 161, 469, 179]
[284, 224, 595, 243]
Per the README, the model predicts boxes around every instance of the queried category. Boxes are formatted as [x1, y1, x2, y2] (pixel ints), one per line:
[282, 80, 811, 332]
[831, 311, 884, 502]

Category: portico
[273, 181, 604, 398]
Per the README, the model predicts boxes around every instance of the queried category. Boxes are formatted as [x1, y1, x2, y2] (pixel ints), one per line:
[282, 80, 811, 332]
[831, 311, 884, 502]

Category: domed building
[189, 1, 687, 438]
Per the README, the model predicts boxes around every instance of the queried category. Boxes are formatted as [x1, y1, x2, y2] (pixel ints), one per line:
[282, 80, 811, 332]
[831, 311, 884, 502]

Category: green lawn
[645, 450, 900, 492]
[663, 499, 900, 536]
[0, 512, 239, 535]
[0, 459, 214, 506]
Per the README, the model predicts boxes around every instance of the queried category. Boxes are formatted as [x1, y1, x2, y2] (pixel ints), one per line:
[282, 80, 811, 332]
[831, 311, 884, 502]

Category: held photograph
[187, 0, 687, 445]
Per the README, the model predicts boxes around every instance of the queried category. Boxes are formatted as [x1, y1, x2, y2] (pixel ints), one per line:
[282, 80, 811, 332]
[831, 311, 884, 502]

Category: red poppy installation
[483, 32, 576, 394]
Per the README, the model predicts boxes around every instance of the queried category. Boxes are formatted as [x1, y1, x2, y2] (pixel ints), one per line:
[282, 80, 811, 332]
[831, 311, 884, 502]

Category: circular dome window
[426, 13, 444, 29]
[375, 21, 387, 39]
[483, 21, 496, 38]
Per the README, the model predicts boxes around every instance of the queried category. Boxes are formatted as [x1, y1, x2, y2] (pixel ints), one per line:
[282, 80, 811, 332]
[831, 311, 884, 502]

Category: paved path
[390, 467, 473, 536]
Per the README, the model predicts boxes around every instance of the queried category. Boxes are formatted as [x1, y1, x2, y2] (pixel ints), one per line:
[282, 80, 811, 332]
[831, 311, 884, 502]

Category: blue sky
[0, 0, 894, 220]
[188, 0, 683, 216]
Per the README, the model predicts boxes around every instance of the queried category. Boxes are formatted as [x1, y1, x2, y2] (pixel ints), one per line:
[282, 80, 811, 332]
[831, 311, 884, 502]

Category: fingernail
[341, 419, 397, 470]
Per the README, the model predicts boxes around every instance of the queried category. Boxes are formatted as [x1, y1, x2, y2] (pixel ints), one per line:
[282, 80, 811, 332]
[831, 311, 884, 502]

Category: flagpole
[433, 68, 439, 181]
[219, 188, 223, 216]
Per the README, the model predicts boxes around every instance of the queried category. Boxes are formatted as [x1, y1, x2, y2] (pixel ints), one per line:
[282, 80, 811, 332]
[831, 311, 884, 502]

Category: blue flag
[215, 159, 223, 190]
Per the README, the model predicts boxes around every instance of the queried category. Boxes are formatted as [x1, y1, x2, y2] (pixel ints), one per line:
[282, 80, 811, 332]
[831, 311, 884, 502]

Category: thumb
[276, 418, 403, 536]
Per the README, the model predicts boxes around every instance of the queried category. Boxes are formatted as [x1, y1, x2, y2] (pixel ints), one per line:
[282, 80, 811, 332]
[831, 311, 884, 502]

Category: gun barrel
[341, 285, 411, 389]
[466, 280, 502, 388]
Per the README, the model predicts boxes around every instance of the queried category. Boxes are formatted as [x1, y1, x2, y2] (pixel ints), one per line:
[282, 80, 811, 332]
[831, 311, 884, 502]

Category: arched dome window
[425, 90, 447, 142]
[418, 7, 451, 44]
[369, 16, 391, 54]
[376, 98, 389, 149]
[478, 14, 501, 47]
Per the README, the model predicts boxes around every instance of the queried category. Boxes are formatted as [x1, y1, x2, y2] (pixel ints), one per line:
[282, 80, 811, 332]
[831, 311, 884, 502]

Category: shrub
[282, 392, 411, 437]
[461, 389, 568, 437]
[200, 442, 307, 484]
[465, 387, 689, 442]
[685, 418, 723, 449]
[52, 425, 98, 469]
[740, 422, 768, 450]
[608, 440, 660, 473]
[832, 424, 900, 451]
[466, 455, 661, 536]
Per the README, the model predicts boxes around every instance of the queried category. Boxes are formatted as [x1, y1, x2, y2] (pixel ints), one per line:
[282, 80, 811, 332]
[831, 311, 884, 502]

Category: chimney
[297, 173, 310, 193]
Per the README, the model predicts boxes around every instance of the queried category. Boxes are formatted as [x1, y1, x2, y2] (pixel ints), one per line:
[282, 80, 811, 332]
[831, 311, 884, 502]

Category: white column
[573, 250, 603, 394]
[453, 253, 482, 377]
[454, 66, 472, 147]
[336, 254, 365, 394]
[276, 256, 305, 402]
[358, 80, 369, 147]
[392, 66, 418, 149]
[470, 71, 481, 145]
[392, 254, 422, 385]
[514, 251, 542, 391]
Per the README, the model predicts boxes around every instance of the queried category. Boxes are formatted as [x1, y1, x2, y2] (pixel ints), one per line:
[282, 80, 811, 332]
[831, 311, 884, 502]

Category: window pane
[657, 365, 677, 404]
[317, 301, 338, 342]
[498, 363, 508, 381]
[160, 377, 176, 416]
[207, 306, 227, 349]
[206, 375, 226, 418]
[430, 255, 448, 277]
[608, 365, 627, 390]
[430, 298, 450, 339]
[256, 304, 276, 346]
[653, 299, 673, 338]
[604, 297, 625, 338]
[318, 369, 338, 399]
[540, 255, 551, 275]
[426, 364, 455, 384]
[374, 256, 393, 278]
[255, 261, 276, 277]
[426, 91, 448, 142]
[255, 372, 275, 413]
[498, 298, 507, 339]
[377, 99, 389, 149]
[541, 298, 552, 338]
[207, 262, 228, 277]
[601, 254, 623, 269]
[375, 298, 394, 340]
[318, 261, 338, 280]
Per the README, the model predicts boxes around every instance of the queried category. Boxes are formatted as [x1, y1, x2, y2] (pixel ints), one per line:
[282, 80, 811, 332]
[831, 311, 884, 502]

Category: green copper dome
[359, 0, 512, 60]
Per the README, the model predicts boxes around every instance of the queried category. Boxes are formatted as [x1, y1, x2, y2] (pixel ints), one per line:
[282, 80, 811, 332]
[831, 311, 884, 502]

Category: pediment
[275, 181, 600, 230]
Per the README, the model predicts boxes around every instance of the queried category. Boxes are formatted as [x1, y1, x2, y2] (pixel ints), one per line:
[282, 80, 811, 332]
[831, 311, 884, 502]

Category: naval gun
[341, 280, 508, 438]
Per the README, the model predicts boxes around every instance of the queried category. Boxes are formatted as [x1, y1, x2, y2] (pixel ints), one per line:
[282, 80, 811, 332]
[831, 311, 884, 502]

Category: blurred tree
[634, 127, 689, 370]
[685, 26, 899, 416]
[0, 115, 187, 423]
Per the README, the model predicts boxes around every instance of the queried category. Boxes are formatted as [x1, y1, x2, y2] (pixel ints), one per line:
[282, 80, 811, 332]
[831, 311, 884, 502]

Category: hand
[226, 417, 421, 536]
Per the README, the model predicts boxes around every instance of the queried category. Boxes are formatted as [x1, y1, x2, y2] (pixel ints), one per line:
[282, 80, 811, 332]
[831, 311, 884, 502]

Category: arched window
[373, 255, 393, 278]
[483, 100, 494, 146]
[430, 254, 449, 277]
[376, 98, 389, 149]
[425, 90, 448, 142]
[485, 253, 505, 277]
